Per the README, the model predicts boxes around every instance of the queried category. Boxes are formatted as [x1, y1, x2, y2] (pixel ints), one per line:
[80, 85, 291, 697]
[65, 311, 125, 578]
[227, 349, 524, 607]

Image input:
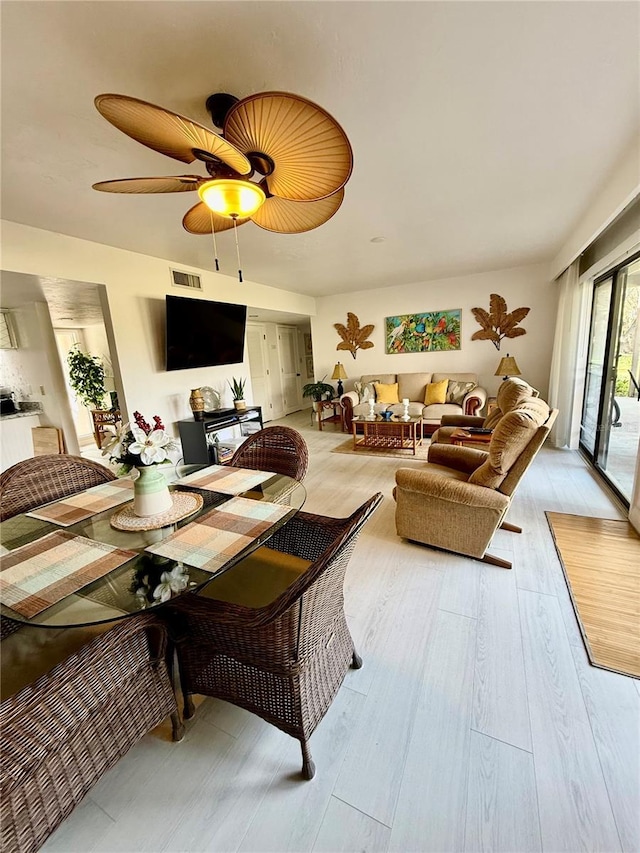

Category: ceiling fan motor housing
[206, 93, 239, 129]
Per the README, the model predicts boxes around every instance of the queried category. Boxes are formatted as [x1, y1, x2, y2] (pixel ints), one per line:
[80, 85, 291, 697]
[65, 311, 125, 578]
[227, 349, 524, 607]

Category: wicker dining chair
[169, 492, 383, 780]
[0, 454, 117, 642]
[1, 613, 179, 853]
[0, 453, 116, 523]
[229, 425, 309, 481]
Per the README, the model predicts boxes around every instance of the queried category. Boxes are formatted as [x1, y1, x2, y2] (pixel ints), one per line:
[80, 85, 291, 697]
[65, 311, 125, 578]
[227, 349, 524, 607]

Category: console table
[177, 407, 263, 465]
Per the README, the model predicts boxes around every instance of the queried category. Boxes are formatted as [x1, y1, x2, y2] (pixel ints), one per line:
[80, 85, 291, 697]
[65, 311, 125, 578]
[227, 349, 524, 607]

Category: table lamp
[495, 353, 522, 381]
[331, 362, 347, 396]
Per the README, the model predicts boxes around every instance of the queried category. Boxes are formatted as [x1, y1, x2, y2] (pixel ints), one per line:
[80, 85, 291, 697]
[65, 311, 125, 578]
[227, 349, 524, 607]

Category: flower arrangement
[101, 411, 179, 473]
[130, 556, 190, 605]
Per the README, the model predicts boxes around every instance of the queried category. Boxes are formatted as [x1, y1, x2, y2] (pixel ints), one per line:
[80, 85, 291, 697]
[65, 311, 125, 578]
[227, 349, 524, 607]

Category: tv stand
[177, 407, 263, 465]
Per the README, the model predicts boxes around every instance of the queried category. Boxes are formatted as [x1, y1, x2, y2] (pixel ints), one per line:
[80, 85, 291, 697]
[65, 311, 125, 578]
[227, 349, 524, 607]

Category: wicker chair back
[171, 491, 383, 779]
[0, 454, 116, 522]
[229, 426, 309, 481]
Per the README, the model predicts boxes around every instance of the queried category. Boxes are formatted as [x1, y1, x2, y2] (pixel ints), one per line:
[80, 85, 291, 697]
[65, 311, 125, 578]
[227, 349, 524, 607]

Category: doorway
[580, 253, 640, 503]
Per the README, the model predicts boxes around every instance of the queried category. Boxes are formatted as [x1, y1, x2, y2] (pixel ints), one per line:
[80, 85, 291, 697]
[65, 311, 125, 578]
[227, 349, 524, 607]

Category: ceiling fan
[92, 91, 353, 279]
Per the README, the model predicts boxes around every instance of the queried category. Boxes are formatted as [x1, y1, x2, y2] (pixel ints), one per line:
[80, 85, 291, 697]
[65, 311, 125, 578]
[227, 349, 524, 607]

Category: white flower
[128, 427, 175, 466]
[152, 565, 189, 602]
[101, 422, 131, 460]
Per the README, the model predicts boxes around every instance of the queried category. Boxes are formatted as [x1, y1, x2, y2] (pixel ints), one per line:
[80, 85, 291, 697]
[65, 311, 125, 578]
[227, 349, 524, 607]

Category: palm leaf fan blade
[251, 190, 344, 233]
[94, 94, 251, 173]
[224, 92, 353, 201]
[92, 176, 203, 194]
[182, 202, 249, 235]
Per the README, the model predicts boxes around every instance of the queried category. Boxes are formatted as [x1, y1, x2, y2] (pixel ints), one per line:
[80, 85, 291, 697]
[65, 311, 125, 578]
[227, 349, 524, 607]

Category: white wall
[1, 221, 316, 437]
[312, 263, 557, 400]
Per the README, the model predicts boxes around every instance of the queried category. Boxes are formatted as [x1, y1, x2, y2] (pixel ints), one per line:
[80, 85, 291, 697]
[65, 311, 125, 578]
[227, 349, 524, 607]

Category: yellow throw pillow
[424, 379, 449, 405]
[374, 382, 399, 404]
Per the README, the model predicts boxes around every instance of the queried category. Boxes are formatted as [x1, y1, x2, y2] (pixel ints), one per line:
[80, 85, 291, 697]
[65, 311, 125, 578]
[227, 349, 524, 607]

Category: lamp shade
[198, 179, 266, 218]
[331, 362, 347, 381]
[495, 353, 521, 380]
[331, 362, 347, 396]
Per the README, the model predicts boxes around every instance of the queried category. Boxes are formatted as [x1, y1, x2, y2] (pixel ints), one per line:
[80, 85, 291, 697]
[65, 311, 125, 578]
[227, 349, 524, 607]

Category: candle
[402, 398, 409, 405]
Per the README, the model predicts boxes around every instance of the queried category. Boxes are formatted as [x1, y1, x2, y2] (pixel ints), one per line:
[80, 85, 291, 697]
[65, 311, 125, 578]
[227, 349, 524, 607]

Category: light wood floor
[44, 411, 640, 853]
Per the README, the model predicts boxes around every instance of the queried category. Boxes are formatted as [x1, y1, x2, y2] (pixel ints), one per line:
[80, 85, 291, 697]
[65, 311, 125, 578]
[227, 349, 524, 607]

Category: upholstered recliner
[430, 376, 539, 445]
[394, 395, 558, 569]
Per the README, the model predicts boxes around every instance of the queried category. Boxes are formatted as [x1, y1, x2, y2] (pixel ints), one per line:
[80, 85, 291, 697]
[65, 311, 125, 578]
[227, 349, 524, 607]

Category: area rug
[331, 438, 431, 461]
[546, 512, 640, 679]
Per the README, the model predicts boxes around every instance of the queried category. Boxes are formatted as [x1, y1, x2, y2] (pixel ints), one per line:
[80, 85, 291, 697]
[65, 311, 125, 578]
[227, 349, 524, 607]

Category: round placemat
[110, 491, 204, 531]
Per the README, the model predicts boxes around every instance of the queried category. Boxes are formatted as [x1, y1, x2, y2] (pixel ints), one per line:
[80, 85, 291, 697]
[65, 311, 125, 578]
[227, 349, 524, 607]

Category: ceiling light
[370, 236, 386, 244]
[197, 179, 266, 283]
[198, 179, 266, 219]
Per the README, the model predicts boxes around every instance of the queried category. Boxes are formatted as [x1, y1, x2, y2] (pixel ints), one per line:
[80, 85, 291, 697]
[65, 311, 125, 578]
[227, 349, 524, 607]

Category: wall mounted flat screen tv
[166, 295, 247, 371]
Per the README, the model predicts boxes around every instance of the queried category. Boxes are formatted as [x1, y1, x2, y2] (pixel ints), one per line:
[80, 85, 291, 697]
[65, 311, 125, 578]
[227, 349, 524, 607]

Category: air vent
[170, 269, 202, 290]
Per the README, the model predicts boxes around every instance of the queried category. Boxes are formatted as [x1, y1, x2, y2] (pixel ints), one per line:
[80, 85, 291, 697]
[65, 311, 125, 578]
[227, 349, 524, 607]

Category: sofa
[340, 372, 487, 434]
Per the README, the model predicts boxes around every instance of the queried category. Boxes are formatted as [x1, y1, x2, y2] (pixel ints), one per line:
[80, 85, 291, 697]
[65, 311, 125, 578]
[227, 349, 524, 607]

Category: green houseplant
[228, 376, 247, 410]
[66, 345, 107, 410]
[302, 378, 335, 405]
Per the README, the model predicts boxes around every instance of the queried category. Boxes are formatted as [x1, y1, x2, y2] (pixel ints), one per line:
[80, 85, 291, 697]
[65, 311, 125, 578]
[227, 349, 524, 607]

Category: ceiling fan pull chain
[232, 216, 243, 282]
[208, 211, 220, 271]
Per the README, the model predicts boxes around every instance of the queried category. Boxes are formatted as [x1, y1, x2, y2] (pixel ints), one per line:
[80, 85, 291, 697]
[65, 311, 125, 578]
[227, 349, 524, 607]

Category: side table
[316, 399, 343, 431]
[450, 428, 492, 449]
[90, 409, 122, 449]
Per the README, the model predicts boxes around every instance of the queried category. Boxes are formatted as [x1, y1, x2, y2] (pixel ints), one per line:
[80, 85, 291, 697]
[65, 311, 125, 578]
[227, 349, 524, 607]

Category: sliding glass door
[580, 254, 640, 503]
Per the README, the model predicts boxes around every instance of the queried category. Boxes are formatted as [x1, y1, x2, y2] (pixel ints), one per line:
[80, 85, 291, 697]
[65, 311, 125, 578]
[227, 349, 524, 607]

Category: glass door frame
[579, 250, 639, 507]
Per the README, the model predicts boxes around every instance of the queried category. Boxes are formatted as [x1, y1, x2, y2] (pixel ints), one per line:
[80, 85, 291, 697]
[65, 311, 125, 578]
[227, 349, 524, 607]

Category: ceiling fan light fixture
[198, 179, 265, 218]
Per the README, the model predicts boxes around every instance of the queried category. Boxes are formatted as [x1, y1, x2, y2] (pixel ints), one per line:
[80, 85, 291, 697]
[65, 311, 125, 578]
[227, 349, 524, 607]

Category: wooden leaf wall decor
[334, 312, 375, 359]
[471, 294, 530, 350]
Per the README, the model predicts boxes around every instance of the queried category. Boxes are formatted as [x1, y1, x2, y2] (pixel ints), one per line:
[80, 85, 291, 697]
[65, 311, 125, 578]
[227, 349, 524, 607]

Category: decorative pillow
[424, 379, 449, 405]
[446, 380, 477, 405]
[375, 382, 400, 404]
[355, 380, 377, 403]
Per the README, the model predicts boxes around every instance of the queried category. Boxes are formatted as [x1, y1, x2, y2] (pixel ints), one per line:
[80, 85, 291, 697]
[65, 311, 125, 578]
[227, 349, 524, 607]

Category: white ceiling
[1, 1, 638, 297]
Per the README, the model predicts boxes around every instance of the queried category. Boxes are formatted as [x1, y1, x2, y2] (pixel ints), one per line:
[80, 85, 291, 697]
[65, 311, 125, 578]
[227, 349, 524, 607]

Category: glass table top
[0, 472, 306, 629]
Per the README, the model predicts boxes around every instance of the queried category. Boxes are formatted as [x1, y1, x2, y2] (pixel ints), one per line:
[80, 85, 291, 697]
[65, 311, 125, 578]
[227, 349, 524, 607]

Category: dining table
[0, 464, 306, 630]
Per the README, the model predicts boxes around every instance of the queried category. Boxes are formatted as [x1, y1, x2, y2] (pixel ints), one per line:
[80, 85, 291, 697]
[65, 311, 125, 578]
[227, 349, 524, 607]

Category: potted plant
[228, 376, 247, 411]
[66, 345, 107, 410]
[302, 378, 335, 411]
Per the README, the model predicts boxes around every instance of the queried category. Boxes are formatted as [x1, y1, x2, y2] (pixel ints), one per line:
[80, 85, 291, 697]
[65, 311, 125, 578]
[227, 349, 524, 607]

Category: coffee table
[352, 415, 423, 455]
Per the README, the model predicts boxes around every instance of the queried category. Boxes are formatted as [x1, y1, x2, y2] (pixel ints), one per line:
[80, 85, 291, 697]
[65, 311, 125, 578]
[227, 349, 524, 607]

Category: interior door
[246, 323, 271, 420]
[277, 325, 301, 415]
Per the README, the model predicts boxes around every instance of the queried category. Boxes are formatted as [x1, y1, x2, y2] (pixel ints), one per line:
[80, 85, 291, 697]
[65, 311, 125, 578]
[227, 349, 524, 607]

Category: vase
[189, 388, 205, 421]
[234, 399, 246, 411]
[133, 466, 173, 517]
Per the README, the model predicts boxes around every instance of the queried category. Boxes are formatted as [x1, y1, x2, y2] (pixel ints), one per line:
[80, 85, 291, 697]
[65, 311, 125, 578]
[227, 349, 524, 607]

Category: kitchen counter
[1, 407, 43, 420]
[0, 409, 44, 471]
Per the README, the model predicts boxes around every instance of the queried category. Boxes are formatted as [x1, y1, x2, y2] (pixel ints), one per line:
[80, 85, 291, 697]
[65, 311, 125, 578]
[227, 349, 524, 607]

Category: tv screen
[165, 295, 247, 371]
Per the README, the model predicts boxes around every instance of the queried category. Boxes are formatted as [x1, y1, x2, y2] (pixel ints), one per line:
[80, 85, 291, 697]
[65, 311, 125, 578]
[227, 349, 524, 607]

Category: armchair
[430, 377, 539, 445]
[394, 396, 557, 569]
